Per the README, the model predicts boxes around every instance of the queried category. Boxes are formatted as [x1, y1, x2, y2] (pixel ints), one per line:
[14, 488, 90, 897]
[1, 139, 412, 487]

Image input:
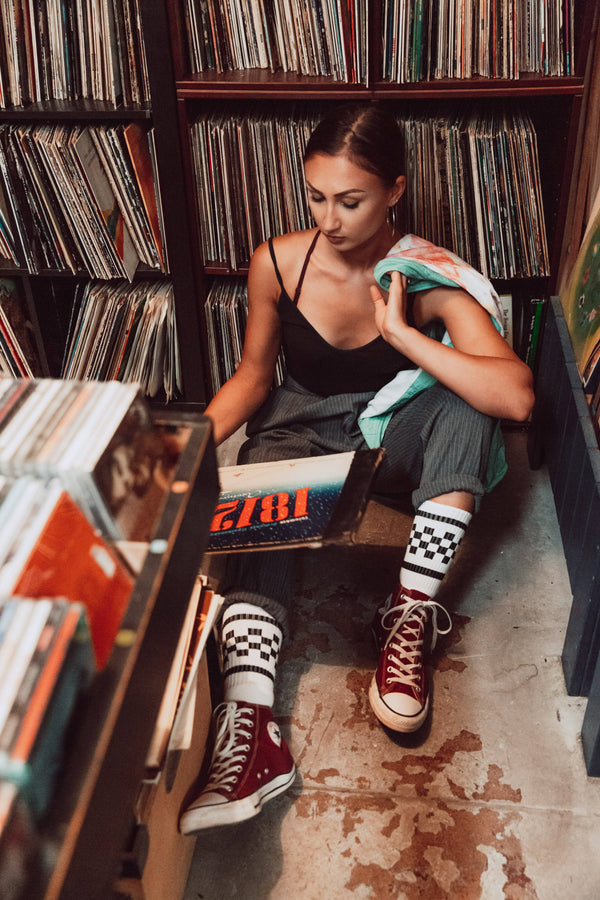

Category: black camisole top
[268, 231, 417, 397]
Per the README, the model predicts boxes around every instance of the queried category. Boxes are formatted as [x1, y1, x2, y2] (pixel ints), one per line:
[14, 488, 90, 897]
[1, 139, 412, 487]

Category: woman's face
[304, 152, 404, 252]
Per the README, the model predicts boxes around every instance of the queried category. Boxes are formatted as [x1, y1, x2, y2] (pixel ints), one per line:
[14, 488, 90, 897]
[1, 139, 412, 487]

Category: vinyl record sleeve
[207, 448, 384, 553]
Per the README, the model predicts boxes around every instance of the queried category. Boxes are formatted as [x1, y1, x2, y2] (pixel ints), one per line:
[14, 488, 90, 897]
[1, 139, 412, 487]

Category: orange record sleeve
[10, 492, 134, 668]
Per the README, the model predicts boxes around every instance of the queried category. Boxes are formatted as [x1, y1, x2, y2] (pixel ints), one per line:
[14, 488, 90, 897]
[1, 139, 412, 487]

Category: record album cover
[207, 449, 383, 553]
[561, 197, 600, 392]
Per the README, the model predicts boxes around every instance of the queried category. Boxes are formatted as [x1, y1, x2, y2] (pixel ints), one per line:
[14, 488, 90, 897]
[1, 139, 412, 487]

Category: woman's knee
[375, 387, 496, 494]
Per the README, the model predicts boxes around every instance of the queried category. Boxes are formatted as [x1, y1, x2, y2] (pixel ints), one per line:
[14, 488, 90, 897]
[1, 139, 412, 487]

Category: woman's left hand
[370, 270, 413, 351]
[369, 270, 535, 422]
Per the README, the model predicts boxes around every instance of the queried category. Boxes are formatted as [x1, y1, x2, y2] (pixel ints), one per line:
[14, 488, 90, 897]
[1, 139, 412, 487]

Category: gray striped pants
[221, 376, 496, 634]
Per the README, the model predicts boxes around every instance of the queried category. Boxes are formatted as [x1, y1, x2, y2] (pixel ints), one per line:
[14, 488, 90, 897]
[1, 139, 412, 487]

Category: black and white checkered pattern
[223, 626, 281, 664]
[403, 507, 468, 582]
[222, 609, 282, 681]
[407, 524, 461, 567]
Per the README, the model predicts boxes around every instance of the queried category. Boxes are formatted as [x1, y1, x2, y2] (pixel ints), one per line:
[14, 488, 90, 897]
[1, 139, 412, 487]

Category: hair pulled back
[303, 103, 405, 188]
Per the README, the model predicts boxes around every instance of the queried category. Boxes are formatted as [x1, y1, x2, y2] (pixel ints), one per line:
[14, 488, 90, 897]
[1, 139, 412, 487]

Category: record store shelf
[533, 298, 600, 776]
[25, 411, 218, 900]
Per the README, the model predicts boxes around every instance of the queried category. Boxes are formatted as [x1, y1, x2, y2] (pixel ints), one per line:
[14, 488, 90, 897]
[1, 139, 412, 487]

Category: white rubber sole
[368, 676, 429, 733]
[179, 765, 296, 833]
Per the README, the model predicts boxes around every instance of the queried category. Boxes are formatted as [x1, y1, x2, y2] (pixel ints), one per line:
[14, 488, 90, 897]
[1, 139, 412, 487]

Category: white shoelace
[205, 702, 254, 793]
[381, 597, 452, 687]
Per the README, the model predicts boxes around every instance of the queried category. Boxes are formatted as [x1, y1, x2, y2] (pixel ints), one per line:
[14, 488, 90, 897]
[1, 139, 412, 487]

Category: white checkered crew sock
[400, 500, 472, 598]
[221, 602, 283, 708]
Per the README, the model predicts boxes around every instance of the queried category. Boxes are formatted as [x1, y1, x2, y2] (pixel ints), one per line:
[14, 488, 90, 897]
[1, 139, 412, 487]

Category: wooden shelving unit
[162, 1, 594, 398]
[23, 412, 218, 900]
[0, 0, 208, 410]
[0, 2, 593, 409]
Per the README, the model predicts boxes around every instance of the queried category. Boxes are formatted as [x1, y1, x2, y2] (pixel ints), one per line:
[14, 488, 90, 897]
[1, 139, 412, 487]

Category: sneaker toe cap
[382, 691, 423, 717]
[186, 790, 229, 811]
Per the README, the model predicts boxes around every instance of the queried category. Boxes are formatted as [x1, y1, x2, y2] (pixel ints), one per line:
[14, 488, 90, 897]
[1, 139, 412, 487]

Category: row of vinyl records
[382, 0, 575, 81]
[0, 378, 168, 833]
[0, 380, 212, 898]
[0, 378, 168, 546]
[0, 580, 221, 900]
[0, 597, 91, 900]
[0, 0, 150, 109]
[0, 278, 182, 402]
[204, 276, 547, 394]
[191, 103, 549, 280]
[183, 0, 575, 83]
[184, 0, 368, 83]
[0, 121, 168, 279]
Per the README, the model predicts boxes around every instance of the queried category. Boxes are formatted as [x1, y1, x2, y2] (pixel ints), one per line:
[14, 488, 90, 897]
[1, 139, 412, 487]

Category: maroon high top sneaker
[179, 701, 296, 832]
[369, 586, 452, 733]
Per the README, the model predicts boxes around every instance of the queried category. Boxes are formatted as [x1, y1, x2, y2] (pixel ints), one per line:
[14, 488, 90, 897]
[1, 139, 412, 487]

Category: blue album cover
[207, 452, 358, 552]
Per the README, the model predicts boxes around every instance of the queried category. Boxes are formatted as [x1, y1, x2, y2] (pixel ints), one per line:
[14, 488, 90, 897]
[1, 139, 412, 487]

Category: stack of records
[191, 102, 549, 279]
[397, 105, 549, 279]
[143, 574, 223, 777]
[0, 597, 93, 819]
[0, 280, 42, 379]
[204, 278, 285, 393]
[0, 0, 150, 108]
[0, 123, 166, 278]
[61, 279, 181, 401]
[191, 104, 320, 269]
[0, 475, 133, 668]
[183, 0, 368, 84]
[0, 181, 18, 265]
[0, 379, 164, 542]
[382, 0, 575, 83]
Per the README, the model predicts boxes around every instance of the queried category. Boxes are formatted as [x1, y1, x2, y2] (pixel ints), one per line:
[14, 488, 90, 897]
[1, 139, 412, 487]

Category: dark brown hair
[303, 103, 405, 187]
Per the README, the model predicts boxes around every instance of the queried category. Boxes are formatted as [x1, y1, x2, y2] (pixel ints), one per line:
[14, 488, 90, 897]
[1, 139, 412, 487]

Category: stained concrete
[184, 429, 600, 899]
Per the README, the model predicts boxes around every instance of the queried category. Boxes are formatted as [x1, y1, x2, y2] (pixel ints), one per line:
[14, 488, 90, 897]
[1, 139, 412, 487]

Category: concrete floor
[184, 429, 600, 899]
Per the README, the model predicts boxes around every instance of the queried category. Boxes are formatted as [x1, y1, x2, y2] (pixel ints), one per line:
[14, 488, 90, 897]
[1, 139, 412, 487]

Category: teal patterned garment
[358, 234, 507, 492]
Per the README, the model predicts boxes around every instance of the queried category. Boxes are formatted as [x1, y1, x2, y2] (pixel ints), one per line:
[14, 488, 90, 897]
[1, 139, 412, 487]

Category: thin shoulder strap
[292, 230, 321, 304]
[267, 236, 285, 292]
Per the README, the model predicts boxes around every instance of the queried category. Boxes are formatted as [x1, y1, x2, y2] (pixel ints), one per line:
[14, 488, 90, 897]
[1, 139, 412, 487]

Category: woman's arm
[371, 271, 535, 422]
[204, 241, 282, 445]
